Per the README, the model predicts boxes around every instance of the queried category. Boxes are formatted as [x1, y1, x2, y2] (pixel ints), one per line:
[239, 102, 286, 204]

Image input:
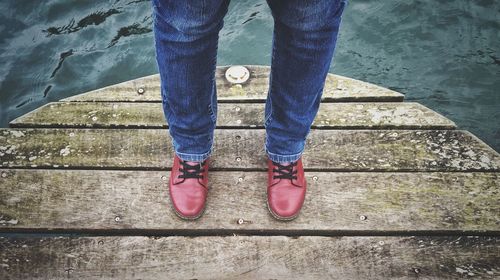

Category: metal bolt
[236, 157, 241, 162]
[238, 177, 243, 182]
[69, 132, 75, 137]
[98, 240, 104, 245]
[235, 135, 241, 140]
[359, 215, 367, 221]
[114, 216, 121, 222]
[92, 116, 98, 121]
[413, 268, 421, 274]
[237, 218, 244, 225]
[137, 87, 145, 94]
[1, 172, 7, 178]
[378, 241, 384, 246]
[161, 175, 167, 181]
[235, 106, 241, 112]
[312, 176, 318, 181]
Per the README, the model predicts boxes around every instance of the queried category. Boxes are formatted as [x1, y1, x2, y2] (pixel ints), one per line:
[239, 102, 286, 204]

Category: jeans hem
[174, 148, 212, 162]
[265, 146, 304, 163]
[173, 135, 214, 162]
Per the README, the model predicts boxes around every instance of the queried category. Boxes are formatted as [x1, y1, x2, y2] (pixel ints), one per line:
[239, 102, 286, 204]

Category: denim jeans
[152, 0, 347, 163]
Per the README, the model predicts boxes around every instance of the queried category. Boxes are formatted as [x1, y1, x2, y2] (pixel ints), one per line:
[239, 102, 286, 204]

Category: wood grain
[1, 128, 498, 171]
[0, 169, 498, 232]
[0, 236, 498, 279]
[2, 64, 499, 280]
[10, 102, 456, 129]
[61, 65, 405, 102]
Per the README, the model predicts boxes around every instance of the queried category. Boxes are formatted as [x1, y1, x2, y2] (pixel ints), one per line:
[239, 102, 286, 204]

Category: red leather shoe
[266, 157, 306, 221]
[168, 154, 209, 220]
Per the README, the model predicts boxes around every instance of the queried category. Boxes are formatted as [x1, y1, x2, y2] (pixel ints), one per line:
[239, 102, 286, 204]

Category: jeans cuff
[265, 146, 304, 163]
[175, 148, 212, 162]
[170, 132, 214, 162]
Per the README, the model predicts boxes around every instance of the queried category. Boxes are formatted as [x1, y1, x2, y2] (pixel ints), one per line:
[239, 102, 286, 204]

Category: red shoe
[266, 157, 306, 221]
[168, 154, 209, 220]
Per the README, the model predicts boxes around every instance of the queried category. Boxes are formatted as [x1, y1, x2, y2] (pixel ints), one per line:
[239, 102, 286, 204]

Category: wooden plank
[0, 170, 498, 232]
[61, 65, 405, 102]
[10, 102, 456, 129]
[0, 129, 498, 171]
[0, 236, 498, 279]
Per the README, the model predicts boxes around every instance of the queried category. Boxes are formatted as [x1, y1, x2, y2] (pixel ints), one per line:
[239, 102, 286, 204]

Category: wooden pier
[1, 65, 499, 279]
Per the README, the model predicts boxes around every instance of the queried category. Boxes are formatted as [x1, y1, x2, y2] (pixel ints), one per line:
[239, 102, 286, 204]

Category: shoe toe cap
[268, 186, 305, 219]
[170, 186, 207, 218]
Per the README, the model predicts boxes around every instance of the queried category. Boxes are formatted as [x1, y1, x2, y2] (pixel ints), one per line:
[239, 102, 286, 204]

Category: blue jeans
[152, 0, 347, 163]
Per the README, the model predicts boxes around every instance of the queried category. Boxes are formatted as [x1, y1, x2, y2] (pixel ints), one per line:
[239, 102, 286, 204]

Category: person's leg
[264, 0, 348, 221]
[152, 0, 230, 162]
[264, 0, 348, 163]
[152, 0, 230, 220]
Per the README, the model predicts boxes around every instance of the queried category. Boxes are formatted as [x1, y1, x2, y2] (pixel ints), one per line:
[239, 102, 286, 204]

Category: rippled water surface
[1, 0, 499, 151]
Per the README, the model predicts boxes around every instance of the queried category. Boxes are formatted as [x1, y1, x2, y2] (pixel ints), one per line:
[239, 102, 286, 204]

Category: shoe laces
[178, 159, 206, 179]
[271, 160, 298, 180]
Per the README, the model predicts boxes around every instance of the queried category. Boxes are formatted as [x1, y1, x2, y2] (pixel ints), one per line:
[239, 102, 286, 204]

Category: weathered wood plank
[0, 236, 498, 279]
[0, 129, 498, 171]
[0, 170, 498, 232]
[10, 102, 456, 129]
[61, 65, 405, 102]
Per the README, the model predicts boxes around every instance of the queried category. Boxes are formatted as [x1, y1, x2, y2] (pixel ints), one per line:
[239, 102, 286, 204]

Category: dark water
[0, 0, 499, 152]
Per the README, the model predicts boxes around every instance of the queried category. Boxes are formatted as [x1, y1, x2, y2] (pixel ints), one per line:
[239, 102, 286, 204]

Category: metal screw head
[92, 116, 98, 121]
[98, 240, 104, 245]
[1, 172, 7, 178]
[137, 87, 145, 94]
[312, 176, 318, 181]
[237, 218, 244, 225]
[378, 241, 384, 246]
[114, 216, 121, 222]
[225, 66, 250, 84]
[236, 157, 242, 162]
[413, 268, 421, 274]
[236, 119, 242, 124]
[359, 215, 367, 221]
[235, 106, 241, 112]
[161, 175, 167, 181]
[69, 132, 75, 137]
[235, 135, 241, 140]
[238, 177, 243, 182]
